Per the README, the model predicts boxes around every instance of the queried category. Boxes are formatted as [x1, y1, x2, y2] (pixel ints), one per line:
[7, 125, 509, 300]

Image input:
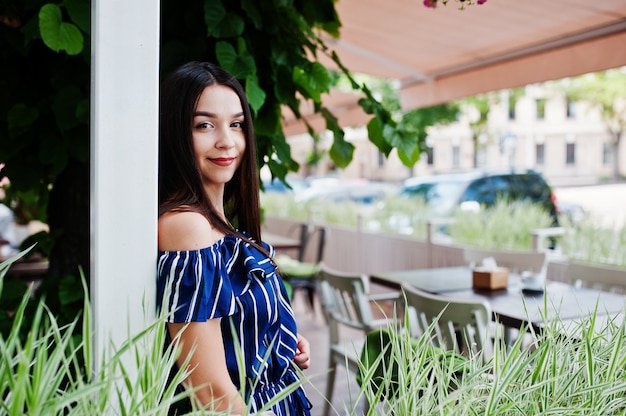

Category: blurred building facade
[287, 86, 624, 187]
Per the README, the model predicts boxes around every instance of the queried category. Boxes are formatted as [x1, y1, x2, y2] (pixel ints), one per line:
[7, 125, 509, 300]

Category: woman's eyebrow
[193, 111, 245, 118]
[193, 111, 216, 118]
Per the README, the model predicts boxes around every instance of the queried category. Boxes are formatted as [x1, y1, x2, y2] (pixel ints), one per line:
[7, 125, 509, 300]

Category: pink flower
[423, 0, 437, 8]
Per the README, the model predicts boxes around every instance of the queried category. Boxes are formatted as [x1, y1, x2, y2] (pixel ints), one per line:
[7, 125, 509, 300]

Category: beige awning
[284, 0, 626, 134]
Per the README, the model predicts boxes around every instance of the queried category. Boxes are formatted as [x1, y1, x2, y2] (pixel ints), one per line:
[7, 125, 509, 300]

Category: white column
[90, 0, 159, 372]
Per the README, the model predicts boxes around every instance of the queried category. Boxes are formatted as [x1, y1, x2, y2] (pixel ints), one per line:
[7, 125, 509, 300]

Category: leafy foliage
[0, 0, 389, 326]
[38, 3, 83, 54]
[0, 0, 459, 345]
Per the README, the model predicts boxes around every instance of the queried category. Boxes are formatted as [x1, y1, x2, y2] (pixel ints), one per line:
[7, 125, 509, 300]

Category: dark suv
[400, 169, 559, 224]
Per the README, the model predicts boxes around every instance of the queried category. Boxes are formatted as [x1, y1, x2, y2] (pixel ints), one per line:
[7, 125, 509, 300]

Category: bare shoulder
[158, 211, 223, 251]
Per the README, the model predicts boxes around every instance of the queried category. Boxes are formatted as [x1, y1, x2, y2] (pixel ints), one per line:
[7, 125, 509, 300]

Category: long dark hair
[159, 61, 263, 245]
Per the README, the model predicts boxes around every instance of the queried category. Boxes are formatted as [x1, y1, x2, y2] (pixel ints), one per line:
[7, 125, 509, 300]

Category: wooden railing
[266, 216, 464, 275]
[263, 216, 606, 284]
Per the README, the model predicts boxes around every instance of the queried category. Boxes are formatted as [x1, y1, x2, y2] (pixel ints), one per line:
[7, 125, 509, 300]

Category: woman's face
[192, 84, 246, 194]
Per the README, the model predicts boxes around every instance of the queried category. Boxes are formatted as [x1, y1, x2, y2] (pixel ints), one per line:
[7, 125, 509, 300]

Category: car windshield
[402, 179, 467, 214]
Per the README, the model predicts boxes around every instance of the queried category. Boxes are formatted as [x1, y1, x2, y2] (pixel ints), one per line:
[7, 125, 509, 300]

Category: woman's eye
[232, 120, 244, 129]
[195, 121, 213, 129]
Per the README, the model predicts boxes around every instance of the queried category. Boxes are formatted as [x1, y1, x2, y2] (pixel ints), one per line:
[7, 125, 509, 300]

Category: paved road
[553, 182, 626, 228]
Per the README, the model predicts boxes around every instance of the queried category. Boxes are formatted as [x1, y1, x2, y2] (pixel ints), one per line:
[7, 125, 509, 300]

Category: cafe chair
[568, 261, 626, 294]
[318, 264, 400, 416]
[401, 283, 494, 361]
[275, 223, 328, 312]
[463, 246, 547, 275]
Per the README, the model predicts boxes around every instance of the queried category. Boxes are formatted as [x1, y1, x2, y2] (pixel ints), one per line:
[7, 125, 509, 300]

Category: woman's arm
[168, 320, 245, 413]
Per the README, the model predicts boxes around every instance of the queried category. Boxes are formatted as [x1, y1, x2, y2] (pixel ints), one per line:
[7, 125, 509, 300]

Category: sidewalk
[553, 182, 626, 228]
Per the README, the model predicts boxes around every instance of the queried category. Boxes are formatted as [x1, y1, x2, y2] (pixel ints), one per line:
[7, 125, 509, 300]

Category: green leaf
[215, 41, 237, 72]
[255, 103, 282, 137]
[320, 107, 353, 167]
[310, 62, 332, 91]
[270, 132, 299, 172]
[358, 97, 377, 115]
[245, 74, 266, 115]
[367, 117, 392, 155]
[204, 1, 244, 38]
[274, 66, 299, 110]
[7, 104, 40, 139]
[329, 136, 354, 169]
[241, 0, 263, 29]
[267, 158, 288, 183]
[234, 51, 256, 78]
[397, 141, 421, 167]
[75, 99, 89, 125]
[218, 13, 245, 38]
[293, 62, 331, 102]
[387, 126, 418, 158]
[204, 1, 226, 36]
[39, 4, 84, 55]
[65, 0, 90, 34]
[215, 41, 255, 79]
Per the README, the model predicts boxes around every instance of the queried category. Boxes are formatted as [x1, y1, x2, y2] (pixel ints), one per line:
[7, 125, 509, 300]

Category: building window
[508, 96, 516, 120]
[603, 143, 613, 166]
[536, 143, 545, 165]
[566, 98, 576, 118]
[566, 142, 575, 165]
[536, 98, 546, 120]
[452, 145, 460, 167]
[476, 146, 487, 168]
[426, 147, 434, 165]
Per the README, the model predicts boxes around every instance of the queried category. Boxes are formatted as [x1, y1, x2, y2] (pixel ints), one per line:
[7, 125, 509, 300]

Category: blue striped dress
[157, 233, 311, 415]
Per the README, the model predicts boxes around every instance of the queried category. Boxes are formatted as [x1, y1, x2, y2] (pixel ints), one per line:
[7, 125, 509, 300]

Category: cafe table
[371, 266, 626, 333]
[263, 232, 302, 251]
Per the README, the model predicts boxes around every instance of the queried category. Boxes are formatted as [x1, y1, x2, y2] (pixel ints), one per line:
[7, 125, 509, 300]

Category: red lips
[211, 157, 235, 167]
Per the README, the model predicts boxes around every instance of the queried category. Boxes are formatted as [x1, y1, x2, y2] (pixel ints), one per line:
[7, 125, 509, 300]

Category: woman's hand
[293, 333, 311, 370]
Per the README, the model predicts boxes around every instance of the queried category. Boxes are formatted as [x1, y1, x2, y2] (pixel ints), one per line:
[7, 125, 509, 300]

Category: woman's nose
[215, 128, 236, 149]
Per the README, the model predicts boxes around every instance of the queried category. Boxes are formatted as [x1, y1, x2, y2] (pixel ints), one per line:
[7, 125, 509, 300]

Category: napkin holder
[472, 267, 509, 290]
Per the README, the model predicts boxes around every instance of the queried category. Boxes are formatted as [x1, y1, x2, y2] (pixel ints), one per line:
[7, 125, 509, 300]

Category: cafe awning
[284, 0, 626, 135]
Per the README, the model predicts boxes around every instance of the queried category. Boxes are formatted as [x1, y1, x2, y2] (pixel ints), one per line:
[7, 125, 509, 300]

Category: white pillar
[90, 0, 159, 373]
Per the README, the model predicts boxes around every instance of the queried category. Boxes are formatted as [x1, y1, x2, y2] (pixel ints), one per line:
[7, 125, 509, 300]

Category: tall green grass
[260, 192, 432, 237]
[0, 252, 191, 415]
[356, 304, 626, 415]
[560, 218, 626, 267]
[0, 251, 303, 415]
[261, 193, 555, 249]
[448, 199, 554, 250]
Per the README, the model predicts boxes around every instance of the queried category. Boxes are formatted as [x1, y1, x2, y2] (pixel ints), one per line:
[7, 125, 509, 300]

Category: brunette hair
[159, 61, 263, 244]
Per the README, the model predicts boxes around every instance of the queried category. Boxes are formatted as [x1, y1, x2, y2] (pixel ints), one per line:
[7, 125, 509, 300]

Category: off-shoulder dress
[157, 233, 311, 415]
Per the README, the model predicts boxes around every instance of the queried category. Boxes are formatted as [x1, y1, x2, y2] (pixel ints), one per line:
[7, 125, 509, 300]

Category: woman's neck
[204, 183, 226, 222]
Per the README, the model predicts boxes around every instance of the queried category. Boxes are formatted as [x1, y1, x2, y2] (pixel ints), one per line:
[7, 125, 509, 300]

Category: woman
[157, 61, 312, 415]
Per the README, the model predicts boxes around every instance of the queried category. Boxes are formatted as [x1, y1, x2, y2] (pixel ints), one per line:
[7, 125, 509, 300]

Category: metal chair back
[401, 283, 493, 360]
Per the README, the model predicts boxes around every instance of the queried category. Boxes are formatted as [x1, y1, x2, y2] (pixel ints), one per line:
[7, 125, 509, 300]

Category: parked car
[261, 174, 309, 194]
[295, 178, 396, 205]
[400, 169, 559, 224]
